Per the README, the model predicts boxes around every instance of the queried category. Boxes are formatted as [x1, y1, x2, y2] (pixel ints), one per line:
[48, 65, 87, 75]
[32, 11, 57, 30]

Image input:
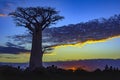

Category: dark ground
[0, 65, 120, 80]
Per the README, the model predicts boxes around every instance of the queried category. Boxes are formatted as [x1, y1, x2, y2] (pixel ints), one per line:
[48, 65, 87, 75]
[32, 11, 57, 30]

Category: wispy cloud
[0, 42, 30, 54]
[0, 53, 30, 63]
[0, 0, 26, 17]
[0, 1, 14, 16]
[0, 13, 7, 17]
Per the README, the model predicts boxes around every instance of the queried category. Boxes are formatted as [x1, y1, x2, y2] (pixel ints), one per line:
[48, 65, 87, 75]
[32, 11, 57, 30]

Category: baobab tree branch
[42, 21, 51, 30]
[25, 23, 34, 32]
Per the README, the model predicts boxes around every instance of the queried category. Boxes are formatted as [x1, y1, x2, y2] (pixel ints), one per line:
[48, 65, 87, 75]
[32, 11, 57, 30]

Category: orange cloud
[0, 14, 7, 17]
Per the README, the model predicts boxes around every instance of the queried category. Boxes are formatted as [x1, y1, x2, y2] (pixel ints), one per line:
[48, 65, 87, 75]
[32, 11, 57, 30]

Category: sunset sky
[0, 0, 120, 70]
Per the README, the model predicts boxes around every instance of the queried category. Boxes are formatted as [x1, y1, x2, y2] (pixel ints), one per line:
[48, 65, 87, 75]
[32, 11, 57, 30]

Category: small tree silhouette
[105, 65, 109, 71]
[9, 7, 64, 70]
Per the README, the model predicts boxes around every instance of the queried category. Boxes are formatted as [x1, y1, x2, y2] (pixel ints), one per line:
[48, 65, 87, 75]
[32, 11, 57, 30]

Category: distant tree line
[0, 65, 120, 80]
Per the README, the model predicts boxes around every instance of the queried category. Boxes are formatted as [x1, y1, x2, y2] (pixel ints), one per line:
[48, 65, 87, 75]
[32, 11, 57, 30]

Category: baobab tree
[9, 7, 64, 70]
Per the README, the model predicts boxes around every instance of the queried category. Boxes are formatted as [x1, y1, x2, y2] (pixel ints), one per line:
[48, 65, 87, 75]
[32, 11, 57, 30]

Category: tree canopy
[9, 7, 64, 34]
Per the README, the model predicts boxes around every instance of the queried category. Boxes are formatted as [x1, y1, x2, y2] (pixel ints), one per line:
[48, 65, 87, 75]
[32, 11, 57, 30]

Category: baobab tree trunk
[29, 28, 43, 70]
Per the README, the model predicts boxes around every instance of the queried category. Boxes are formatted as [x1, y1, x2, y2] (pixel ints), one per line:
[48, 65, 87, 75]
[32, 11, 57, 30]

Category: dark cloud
[0, 42, 30, 54]
[43, 14, 120, 46]
[6, 42, 25, 49]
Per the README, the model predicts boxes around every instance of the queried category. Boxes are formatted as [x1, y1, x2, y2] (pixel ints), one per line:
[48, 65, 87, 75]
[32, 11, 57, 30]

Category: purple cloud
[43, 14, 120, 46]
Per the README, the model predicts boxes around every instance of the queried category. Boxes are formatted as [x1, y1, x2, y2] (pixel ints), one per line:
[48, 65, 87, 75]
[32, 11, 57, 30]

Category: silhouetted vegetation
[0, 65, 120, 80]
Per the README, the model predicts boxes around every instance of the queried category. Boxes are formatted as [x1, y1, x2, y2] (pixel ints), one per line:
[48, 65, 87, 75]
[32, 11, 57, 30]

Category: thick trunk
[29, 29, 43, 70]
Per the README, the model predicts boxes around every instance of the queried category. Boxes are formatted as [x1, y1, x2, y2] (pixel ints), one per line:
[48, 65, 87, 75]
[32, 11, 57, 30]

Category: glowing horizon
[0, 36, 120, 63]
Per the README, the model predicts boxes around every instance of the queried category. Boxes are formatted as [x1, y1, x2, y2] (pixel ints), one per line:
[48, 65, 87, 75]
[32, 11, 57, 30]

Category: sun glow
[66, 67, 77, 71]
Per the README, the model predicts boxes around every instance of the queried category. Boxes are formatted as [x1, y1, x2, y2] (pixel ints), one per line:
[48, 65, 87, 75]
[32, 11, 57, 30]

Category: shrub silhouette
[0, 65, 120, 80]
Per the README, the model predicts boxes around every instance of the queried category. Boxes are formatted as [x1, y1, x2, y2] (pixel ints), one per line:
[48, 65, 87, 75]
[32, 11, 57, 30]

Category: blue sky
[0, 0, 120, 68]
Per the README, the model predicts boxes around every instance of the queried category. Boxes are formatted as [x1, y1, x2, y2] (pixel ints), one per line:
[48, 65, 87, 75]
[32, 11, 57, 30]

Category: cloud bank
[43, 14, 120, 46]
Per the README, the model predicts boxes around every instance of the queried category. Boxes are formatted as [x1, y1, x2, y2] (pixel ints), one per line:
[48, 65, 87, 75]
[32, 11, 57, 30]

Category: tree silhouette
[9, 7, 64, 70]
[105, 65, 109, 71]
